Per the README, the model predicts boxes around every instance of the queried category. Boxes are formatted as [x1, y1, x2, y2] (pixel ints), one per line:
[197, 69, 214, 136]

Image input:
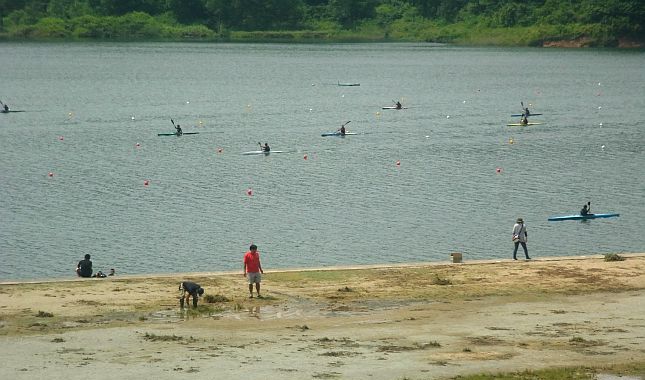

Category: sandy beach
[1, 254, 644, 380]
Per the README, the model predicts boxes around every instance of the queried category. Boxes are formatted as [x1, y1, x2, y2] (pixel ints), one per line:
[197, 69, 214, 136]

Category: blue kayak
[548, 213, 619, 221]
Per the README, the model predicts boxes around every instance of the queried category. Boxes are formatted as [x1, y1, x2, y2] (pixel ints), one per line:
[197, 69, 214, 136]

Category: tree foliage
[1, 0, 643, 43]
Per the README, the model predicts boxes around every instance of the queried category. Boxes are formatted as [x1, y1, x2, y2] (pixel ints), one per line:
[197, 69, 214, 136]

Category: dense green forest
[1, 0, 643, 46]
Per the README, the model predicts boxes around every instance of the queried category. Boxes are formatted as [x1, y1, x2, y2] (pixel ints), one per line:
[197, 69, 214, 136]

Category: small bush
[36, 311, 54, 318]
[604, 253, 625, 262]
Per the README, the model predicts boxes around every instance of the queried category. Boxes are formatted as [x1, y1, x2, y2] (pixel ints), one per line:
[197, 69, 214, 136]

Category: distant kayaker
[580, 202, 591, 216]
[520, 114, 529, 125]
[524, 106, 531, 116]
[2, 104, 8, 113]
[261, 143, 270, 152]
[395, 101, 403, 110]
[339, 121, 350, 135]
[175, 124, 183, 136]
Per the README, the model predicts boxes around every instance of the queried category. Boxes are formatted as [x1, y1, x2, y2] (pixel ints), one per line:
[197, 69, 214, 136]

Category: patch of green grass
[203, 294, 229, 303]
[142, 332, 197, 342]
[451, 361, 645, 379]
[604, 253, 625, 262]
[432, 275, 452, 286]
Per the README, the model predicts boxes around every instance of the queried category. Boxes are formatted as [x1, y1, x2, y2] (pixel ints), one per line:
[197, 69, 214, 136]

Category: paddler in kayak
[0, 100, 8, 113]
[520, 113, 529, 125]
[580, 201, 591, 216]
[338, 120, 350, 136]
[174, 123, 183, 136]
[261, 142, 270, 152]
[395, 101, 403, 110]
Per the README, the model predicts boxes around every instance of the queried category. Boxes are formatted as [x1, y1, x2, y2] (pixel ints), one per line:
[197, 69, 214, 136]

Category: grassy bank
[1, 13, 641, 47]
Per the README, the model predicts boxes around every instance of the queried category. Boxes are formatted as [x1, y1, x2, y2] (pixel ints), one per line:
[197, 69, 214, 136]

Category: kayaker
[2, 104, 8, 113]
[339, 121, 350, 135]
[262, 143, 270, 152]
[395, 101, 402, 110]
[520, 114, 529, 125]
[580, 202, 591, 216]
[175, 124, 183, 136]
[524, 106, 531, 116]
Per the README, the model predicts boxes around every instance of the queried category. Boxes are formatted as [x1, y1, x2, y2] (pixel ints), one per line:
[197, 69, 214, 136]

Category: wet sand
[1, 254, 644, 379]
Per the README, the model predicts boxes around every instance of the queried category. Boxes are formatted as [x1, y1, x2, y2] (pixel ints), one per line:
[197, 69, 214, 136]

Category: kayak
[1, 110, 25, 113]
[382, 106, 407, 110]
[242, 150, 285, 155]
[321, 132, 357, 137]
[511, 113, 542, 117]
[507, 122, 542, 126]
[548, 213, 620, 221]
[157, 132, 199, 136]
[338, 82, 360, 86]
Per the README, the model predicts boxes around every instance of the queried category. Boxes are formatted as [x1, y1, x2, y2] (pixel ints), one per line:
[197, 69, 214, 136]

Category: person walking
[76, 254, 93, 278]
[512, 218, 530, 260]
[243, 244, 264, 298]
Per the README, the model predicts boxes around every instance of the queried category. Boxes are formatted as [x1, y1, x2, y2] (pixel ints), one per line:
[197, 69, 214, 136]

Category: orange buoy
[496, 168, 502, 174]
[246, 188, 253, 196]
[144, 180, 149, 186]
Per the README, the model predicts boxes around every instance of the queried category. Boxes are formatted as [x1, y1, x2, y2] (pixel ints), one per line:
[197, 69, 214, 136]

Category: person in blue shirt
[179, 281, 204, 308]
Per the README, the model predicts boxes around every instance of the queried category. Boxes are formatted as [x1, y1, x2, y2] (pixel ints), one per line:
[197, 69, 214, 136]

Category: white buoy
[599, 123, 603, 127]
[309, 108, 313, 112]
[131, 116, 135, 120]
[446, 115, 450, 118]
[598, 106, 602, 109]
[341, 94, 345, 98]
[463, 100, 466, 104]
[601, 145, 606, 150]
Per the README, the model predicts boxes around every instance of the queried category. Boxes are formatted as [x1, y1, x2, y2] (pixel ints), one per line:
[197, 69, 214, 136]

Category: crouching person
[179, 281, 204, 308]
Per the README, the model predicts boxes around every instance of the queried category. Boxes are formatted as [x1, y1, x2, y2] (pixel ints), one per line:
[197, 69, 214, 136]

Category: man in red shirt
[243, 244, 264, 298]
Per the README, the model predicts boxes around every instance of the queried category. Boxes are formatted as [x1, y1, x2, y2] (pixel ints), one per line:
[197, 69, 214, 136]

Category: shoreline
[1, 253, 644, 379]
[2, 252, 643, 285]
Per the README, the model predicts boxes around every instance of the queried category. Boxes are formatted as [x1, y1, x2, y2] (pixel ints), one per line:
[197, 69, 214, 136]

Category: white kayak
[242, 150, 285, 155]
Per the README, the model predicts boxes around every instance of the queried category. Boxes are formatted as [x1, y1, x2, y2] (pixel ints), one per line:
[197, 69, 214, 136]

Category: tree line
[1, 0, 643, 45]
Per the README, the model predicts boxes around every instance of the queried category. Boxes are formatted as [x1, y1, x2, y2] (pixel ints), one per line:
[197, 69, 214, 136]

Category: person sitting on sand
[76, 254, 93, 278]
[179, 281, 204, 308]
[108, 268, 115, 276]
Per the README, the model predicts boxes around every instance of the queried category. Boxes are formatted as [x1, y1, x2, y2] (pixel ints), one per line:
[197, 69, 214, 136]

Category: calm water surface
[1, 42, 644, 280]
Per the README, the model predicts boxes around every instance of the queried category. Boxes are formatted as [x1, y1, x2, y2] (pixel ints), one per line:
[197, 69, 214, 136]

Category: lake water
[1, 42, 644, 281]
